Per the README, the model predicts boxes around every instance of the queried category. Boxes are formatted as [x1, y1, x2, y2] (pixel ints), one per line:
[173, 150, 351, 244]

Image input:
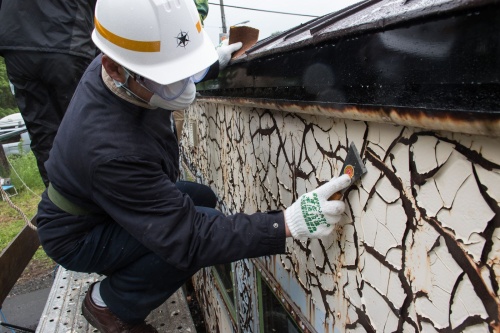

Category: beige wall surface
[181, 101, 500, 333]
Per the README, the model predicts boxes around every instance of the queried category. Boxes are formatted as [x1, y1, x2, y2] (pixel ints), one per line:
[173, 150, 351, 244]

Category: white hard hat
[92, 0, 218, 85]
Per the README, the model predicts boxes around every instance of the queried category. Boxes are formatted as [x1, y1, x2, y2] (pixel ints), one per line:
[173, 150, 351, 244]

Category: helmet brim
[92, 29, 218, 85]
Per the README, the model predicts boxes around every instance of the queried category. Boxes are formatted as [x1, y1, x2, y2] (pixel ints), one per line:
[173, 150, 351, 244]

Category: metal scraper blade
[340, 142, 367, 193]
[329, 142, 367, 200]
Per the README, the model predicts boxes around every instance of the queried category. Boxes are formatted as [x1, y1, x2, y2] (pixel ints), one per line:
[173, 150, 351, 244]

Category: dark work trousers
[54, 181, 222, 323]
[3, 51, 92, 187]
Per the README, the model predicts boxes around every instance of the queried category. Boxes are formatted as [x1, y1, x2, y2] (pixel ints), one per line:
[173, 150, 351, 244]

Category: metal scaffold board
[36, 267, 196, 333]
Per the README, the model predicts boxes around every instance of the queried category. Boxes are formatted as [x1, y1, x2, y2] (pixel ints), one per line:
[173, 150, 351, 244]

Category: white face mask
[138, 76, 196, 110]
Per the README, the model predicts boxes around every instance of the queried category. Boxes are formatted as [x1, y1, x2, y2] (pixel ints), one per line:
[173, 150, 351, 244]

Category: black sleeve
[91, 156, 286, 271]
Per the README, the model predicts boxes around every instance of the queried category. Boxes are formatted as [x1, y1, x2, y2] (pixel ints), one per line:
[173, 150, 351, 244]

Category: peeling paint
[183, 102, 500, 332]
[412, 136, 439, 174]
[451, 275, 488, 328]
[476, 166, 500, 205]
[436, 174, 494, 255]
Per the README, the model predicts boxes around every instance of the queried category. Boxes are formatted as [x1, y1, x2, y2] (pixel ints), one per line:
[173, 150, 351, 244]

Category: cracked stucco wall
[182, 102, 500, 333]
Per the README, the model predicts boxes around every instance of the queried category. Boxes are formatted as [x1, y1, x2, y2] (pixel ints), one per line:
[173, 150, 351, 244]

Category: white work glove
[217, 42, 243, 70]
[285, 175, 351, 239]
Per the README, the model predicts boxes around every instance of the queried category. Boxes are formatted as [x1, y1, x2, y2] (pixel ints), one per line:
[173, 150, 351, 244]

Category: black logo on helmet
[176, 31, 190, 48]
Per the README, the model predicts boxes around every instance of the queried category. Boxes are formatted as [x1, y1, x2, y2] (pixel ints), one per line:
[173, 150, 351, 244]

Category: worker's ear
[102, 54, 126, 83]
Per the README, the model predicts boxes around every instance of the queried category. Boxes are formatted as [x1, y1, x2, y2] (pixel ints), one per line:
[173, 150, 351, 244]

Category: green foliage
[7, 151, 45, 192]
[0, 60, 60, 274]
[0, 107, 17, 119]
[0, 189, 50, 263]
[33, 247, 54, 263]
[0, 151, 46, 263]
[0, 57, 19, 117]
[0, 218, 25, 251]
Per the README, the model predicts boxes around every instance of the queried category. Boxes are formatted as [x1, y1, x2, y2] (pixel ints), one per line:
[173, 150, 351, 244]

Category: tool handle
[328, 192, 343, 201]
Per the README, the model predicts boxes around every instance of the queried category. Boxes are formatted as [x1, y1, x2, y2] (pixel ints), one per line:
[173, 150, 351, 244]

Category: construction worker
[0, 0, 209, 187]
[0, 0, 98, 187]
[35, 0, 351, 332]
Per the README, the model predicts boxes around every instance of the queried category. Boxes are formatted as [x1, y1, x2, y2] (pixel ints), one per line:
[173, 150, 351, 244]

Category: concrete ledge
[36, 267, 196, 332]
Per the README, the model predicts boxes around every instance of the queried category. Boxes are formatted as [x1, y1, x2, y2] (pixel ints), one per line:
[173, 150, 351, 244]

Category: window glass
[214, 263, 235, 307]
[261, 275, 301, 333]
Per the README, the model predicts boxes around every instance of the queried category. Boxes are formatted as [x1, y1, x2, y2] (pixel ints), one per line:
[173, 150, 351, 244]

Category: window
[259, 274, 301, 333]
[213, 263, 236, 318]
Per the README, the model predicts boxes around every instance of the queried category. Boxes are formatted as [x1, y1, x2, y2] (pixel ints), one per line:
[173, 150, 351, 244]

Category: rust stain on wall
[183, 102, 500, 332]
[197, 97, 500, 137]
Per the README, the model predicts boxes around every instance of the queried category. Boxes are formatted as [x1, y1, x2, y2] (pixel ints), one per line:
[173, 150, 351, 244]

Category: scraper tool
[329, 142, 367, 200]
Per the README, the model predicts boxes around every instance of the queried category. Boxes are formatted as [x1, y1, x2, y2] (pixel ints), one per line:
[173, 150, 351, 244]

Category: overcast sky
[202, 0, 363, 46]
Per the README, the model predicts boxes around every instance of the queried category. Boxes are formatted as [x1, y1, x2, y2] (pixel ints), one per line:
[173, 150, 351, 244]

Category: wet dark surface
[198, 1, 500, 115]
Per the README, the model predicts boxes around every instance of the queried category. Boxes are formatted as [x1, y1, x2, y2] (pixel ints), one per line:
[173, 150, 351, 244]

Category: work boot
[82, 282, 158, 333]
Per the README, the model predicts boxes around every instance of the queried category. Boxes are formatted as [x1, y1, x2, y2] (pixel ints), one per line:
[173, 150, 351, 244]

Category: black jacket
[0, 0, 97, 59]
[36, 55, 286, 271]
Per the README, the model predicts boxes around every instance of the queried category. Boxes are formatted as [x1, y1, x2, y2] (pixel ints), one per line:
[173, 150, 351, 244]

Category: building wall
[181, 101, 500, 332]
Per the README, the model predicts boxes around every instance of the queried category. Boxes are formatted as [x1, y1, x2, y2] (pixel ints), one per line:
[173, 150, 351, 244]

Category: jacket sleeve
[91, 156, 286, 271]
